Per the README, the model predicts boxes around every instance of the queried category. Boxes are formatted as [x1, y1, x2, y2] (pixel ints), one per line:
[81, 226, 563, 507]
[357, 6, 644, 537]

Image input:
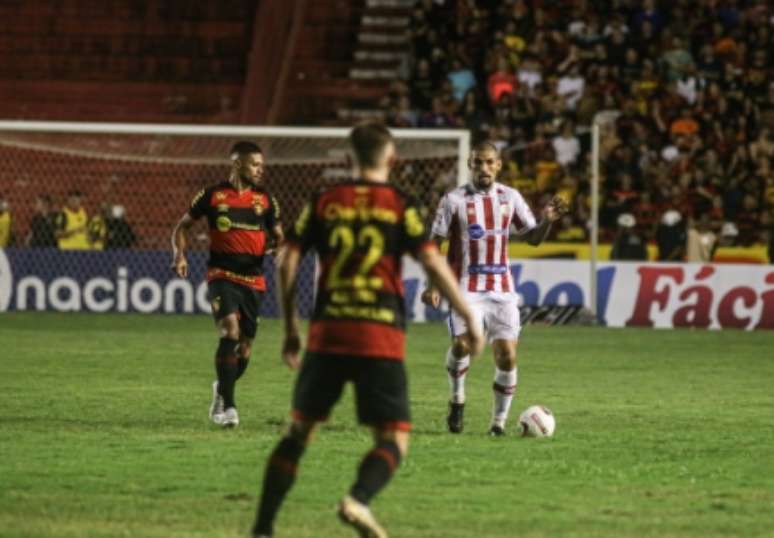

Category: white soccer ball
[518, 405, 556, 438]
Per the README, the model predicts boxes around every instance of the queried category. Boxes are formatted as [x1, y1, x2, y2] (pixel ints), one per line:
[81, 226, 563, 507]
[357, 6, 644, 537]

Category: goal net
[0, 121, 469, 316]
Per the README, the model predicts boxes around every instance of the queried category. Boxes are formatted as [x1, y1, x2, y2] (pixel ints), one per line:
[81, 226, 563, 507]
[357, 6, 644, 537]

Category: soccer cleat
[447, 401, 465, 433]
[213, 407, 239, 428]
[488, 424, 506, 437]
[209, 380, 224, 420]
[337, 495, 388, 538]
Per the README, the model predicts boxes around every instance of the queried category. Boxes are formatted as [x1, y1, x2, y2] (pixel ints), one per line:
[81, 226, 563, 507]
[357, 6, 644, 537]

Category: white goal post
[590, 110, 621, 320]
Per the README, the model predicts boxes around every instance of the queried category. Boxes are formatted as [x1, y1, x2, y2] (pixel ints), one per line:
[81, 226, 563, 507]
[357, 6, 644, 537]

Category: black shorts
[292, 352, 411, 431]
[207, 278, 263, 339]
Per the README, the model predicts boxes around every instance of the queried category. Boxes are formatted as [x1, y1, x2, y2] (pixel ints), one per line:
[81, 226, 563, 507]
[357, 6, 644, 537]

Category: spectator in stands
[26, 194, 57, 248]
[0, 193, 13, 247]
[447, 59, 476, 103]
[686, 214, 718, 263]
[105, 204, 137, 249]
[55, 190, 90, 250]
[611, 213, 648, 261]
[656, 210, 687, 262]
[552, 120, 581, 168]
[487, 57, 518, 107]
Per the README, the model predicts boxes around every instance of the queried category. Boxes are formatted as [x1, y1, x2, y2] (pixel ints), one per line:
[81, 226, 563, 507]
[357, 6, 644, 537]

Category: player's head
[469, 140, 502, 191]
[348, 122, 395, 177]
[230, 141, 264, 186]
[66, 190, 82, 210]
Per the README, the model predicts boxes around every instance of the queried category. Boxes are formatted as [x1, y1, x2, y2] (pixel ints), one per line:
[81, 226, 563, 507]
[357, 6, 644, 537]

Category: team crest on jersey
[252, 195, 266, 215]
[215, 192, 227, 201]
[468, 223, 485, 240]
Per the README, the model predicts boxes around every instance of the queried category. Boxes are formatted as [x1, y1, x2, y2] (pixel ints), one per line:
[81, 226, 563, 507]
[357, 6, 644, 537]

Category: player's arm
[418, 246, 484, 357]
[170, 213, 196, 278]
[420, 234, 447, 308]
[521, 195, 567, 246]
[276, 243, 302, 370]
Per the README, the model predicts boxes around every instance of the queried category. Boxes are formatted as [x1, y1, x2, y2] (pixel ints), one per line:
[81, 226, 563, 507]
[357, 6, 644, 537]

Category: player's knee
[374, 429, 409, 458]
[288, 420, 315, 444]
[452, 337, 471, 358]
[218, 315, 240, 340]
[495, 349, 517, 370]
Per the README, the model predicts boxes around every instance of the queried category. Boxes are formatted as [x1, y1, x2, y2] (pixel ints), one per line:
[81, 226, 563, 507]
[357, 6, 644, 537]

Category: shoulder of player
[494, 182, 526, 202]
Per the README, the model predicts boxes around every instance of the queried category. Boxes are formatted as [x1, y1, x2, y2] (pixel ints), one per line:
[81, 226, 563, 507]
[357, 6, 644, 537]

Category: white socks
[445, 347, 470, 404]
[492, 367, 518, 427]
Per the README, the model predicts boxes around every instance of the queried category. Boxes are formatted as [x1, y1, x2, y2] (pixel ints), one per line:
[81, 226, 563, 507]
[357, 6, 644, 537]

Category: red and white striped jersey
[431, 182, 537, 293]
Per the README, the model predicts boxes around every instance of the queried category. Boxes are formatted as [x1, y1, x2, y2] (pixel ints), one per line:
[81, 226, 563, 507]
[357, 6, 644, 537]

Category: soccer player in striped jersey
[422, 141, 567, 436]
[251, 123, 483, 538]
[171, 141, 283, 428]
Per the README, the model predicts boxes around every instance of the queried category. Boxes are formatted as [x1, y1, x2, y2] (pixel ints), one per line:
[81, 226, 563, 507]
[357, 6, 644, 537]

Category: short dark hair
[68, 190, 83, 198]
[349, 122, 393, 168]
[471, 140, 500, 156]
[230, 141, 263, 159]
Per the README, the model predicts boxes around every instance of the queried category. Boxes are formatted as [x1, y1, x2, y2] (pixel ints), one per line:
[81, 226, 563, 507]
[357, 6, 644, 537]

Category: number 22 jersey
[287, 180, 434, 361]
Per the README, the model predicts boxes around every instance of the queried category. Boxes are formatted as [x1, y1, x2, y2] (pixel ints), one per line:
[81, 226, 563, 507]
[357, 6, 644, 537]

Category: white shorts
[448, 292, 521, 342]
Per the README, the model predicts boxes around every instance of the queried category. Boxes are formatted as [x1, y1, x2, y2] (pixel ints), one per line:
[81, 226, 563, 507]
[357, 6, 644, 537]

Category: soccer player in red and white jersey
[422, 141, 567, 436]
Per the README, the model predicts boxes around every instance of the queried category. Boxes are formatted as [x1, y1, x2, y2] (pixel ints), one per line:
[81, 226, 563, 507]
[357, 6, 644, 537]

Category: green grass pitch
[1, 312, 773, 538]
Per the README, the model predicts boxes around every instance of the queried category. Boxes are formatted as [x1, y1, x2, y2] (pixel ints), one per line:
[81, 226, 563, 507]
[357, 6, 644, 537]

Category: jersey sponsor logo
[468, 264, 508, 275]
[216, 216, 231, 232]
[322, 202, 398, 224]
[468, 223, 485, 240]
[217, 204, 229, 212]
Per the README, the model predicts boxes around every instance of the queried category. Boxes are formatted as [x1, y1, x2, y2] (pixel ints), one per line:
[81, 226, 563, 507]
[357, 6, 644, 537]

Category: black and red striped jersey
[189, 181, 280, 291]
[287, 180, 434, 361]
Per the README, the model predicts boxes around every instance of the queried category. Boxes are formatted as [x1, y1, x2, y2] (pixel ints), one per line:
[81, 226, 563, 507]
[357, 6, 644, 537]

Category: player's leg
[235, 288, 262, 382]
[236, 336, 252, 380]
[445, 295, 483, 433]
[341, 358, 410, 537]
[489, 339, 518, 435]
[253, 352, 347, 537]
[487, 296, 522, 436]
[208, 280, 242, 425]
[252, 419, 317, 538]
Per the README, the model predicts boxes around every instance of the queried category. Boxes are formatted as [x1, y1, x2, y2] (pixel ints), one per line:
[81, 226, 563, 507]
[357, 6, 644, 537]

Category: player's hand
[281, 333, 302, 370]
[172, 255, 188, 278]
[466, 322, 485, 358]
[543, 196, 569, 223]
[421, 288, 441, 308]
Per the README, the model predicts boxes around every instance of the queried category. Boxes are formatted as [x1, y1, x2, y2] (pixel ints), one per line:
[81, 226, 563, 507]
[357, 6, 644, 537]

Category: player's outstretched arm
[418, 247, 484, 357]
[523, 195, 568, 246]
[277, 243, 302, 370]
[419, 236, 446, 308]
[170, 213, 195, 278]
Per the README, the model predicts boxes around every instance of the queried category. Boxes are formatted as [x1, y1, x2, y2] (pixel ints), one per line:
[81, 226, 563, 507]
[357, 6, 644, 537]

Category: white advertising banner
[402, 258, 774, 330]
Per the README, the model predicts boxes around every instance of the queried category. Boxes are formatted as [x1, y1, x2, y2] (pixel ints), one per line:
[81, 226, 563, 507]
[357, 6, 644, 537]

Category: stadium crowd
[0, 190, 136, 250]
[382, 0, 773, 261]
